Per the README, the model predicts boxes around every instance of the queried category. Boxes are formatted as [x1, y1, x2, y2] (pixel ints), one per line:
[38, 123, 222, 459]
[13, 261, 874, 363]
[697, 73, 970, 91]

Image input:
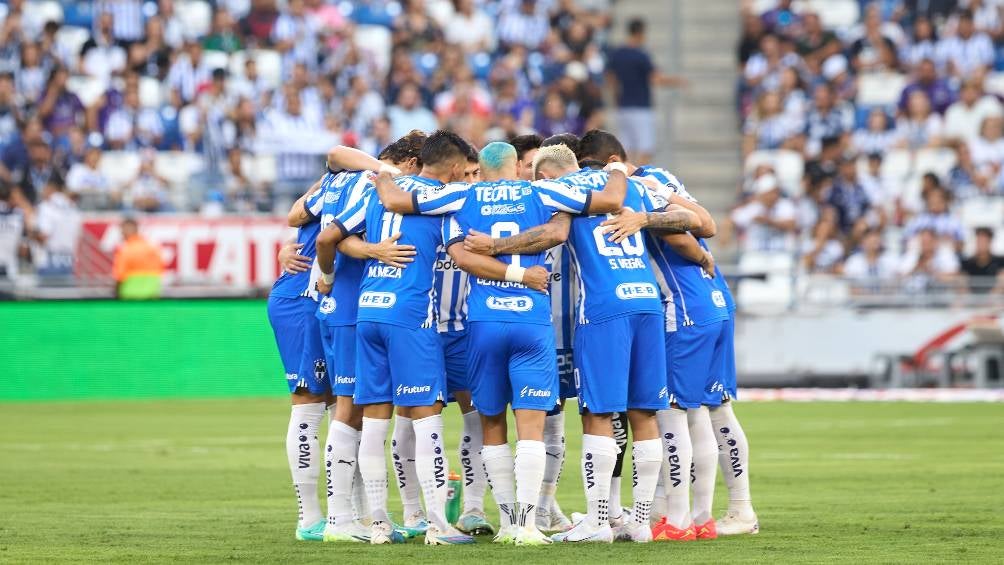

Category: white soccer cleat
[493, 525, 519, 544]
[369, 521, 406, 544]
[323, 520, 371, 543]
[550, 518, 614, 543]
[613, 520, 653, 543]
[515, 526, 553, 546]
[548, 501, 573, 532]
[716, 510, 760, 535]
[424, 524, 475, 545]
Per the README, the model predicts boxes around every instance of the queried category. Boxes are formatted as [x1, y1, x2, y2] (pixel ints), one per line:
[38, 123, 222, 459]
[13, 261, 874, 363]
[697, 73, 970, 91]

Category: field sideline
[1, 400, 1000, 563]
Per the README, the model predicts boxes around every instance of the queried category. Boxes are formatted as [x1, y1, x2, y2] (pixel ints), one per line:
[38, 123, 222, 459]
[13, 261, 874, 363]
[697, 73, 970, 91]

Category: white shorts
[617, 108, 657, 156]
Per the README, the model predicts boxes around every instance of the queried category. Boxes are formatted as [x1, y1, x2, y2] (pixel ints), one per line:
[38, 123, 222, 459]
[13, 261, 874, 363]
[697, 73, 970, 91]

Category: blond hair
[532, 143, 578, 179]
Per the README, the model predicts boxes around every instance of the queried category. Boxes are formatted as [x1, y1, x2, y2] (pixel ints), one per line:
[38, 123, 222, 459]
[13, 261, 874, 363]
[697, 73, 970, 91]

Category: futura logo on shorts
[520, 386, 551, 398]
[396, 384, 432, 396]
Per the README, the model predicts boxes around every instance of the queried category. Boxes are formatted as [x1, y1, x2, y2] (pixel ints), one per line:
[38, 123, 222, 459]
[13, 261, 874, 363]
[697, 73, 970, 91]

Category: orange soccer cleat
[651, 517, 697, 542]
[694, 518, 718, 540]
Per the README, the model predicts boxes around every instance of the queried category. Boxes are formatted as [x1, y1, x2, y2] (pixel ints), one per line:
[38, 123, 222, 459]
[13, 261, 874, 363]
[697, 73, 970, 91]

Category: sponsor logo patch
[359, 291, 396, 308]
[486, 295, 533, 312]
[319, 296, 336, 314]
[615, 282, 659, 300]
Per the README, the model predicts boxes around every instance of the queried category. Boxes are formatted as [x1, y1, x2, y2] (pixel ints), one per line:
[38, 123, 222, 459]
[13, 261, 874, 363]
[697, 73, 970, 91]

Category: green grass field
[1, 400, 1001, 563]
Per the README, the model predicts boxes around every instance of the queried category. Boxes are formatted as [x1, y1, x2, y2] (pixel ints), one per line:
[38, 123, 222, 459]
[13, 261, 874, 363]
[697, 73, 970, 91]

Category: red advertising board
[78, 215, 293, 289]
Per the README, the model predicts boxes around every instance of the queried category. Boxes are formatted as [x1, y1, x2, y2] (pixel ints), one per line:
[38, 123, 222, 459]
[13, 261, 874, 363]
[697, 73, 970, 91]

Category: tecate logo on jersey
[615, 282, 659, 300]
[319, 296, 336, 314]
[711, 290, 727, 308]
[367, 264, 402, 278]
[486, 295, 533, 312]
[475, 185, 532, 202]
[520, 386, 551, 398]
[396, 384, 432, 396]
[359, 291, 397, 308]
[479, 203, 527, 216]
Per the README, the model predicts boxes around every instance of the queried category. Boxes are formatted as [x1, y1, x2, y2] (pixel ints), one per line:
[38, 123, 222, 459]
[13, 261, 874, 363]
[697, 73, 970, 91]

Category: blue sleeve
[332, 191, 370, 236]
[413, 182, 469, 215]
[304, 185, 326, 219]
[532, 179, 591, 214]
[443, 214, 464, 249]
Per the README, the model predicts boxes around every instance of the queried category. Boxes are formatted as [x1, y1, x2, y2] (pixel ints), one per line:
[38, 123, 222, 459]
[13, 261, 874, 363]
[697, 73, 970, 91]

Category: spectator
[859, 152, 893, 212]
[900, 16, 938, 71]
[743, 91, 798, 157]
[203, 9, 244, 54]
[969, 116, 1004, 174]
[853, 108, 901, 154]
[943, 78, 1004, 143]
[166, 40, 211, 103]
[948, 141, 993, 199]
[535, 91, 580, 139]
[80, 12, 127, 86]
[849, 7, 900, 73]
[778, 67, 808, 125]
[498, 0, 550, 50]
[97, 0, 145, 44]
[796, 11, 840, 67]
[240, 0, 280, 45]
[139, 16, 173, 80]
[904, 184, 965, 248]
[842, 228, 899, 288]
[0, 73, 19, 148]
[112, 218, 164, 300]
[16, 140, 63, 205]
[0, 182, 24, 279]
[731, 174, 798, 253]
[444, 0, 495, 53]
[760, 0, 801, 37]
[387, 82, 437, 139]
[937, 10, 995, 80]
[822, 157, 874, 246]
[32, 177, 80, 276]
[803, 83, 854, 156]
[897, 58, 954, 115]
[261, 86, 326, 207]
[272, 0, 321, 77]
[66, 145, 117, 209]
[898, 227, 960, 290]
[16, 42, 44, 106]
[606, 18, 685, 164]
[896, 90, 943, 149]
[744, 33, 790, 94]
[394, 0, 444, 53]
[36, 66, 84, 140]
[124, 151, 170, 213]
[156, 0, 186, 49]
[105, 87, 164, 150]
[961, 227, 1004, 293]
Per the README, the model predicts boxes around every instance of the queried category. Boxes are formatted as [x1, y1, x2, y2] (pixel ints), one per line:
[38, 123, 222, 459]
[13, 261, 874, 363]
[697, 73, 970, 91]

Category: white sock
[711, 403, 755, 517]
[351, 454, 369, 522]
[413, 414, 450, 531]
[460, 410, 487, 514]
[391, 415, 423, 518]
[482, 443, 516, 528]
[358, 417, 391, 524]
[514, 439, 546, 527]
[609, 412, 628, 519]
[657, 408, 692, 528]
[631, 439, 662, 525]
[539, 412, 565, 513]
[652, 479, 667, 521]
[688, 406, 718, 524]
[581, 434, 617, 528]
[324, 419, 360, 527]
[287, 402, 325, 528]
[609, 476, 623, 519]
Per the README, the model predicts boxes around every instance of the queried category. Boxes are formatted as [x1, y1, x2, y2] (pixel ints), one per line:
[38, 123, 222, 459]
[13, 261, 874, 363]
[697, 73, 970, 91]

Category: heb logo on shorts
[396, 384, 432, 396]
[486, 296, 533, 312]
[519, 386, 551, 398]
[319, 296, 336, 314]
[615, 282, 658, 300]
[359, 291, 396, 308]
[711, 290, 726, 308]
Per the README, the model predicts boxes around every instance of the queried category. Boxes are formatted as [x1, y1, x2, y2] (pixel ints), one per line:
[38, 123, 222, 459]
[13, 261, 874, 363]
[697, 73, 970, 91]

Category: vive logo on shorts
[359, 291, 396, 308]
[319, 296, 336, 314]
[615, 282, 658, 300]
[396, 384, 432, 396]
[519, 385, 551, 398]
[711, 290, 726, 308]
[486, 295, 533, 312]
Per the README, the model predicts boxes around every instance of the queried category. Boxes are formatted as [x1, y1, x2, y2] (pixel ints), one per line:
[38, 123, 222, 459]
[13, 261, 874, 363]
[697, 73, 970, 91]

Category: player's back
[271, 183, 325, 300]
[358, 175, 444, 329]
[647, 234, 729, 329]
[317, 169, 371, 325]
[559, 168, 663, 324]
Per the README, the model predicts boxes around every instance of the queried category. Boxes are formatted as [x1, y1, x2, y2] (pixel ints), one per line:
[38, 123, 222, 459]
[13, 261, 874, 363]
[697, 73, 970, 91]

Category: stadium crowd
[0, 0, 619, 278]
[735, 0, 1004, 295]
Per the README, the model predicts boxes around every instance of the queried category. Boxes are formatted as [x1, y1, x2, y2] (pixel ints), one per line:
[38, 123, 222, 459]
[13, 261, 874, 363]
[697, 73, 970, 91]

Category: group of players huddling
[266, 128, 759, 545]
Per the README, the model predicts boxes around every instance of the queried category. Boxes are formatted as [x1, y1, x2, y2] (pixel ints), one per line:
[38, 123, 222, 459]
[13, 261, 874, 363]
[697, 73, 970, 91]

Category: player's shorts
[556, 348, 576, 399]
[574, 313, 668, 414]
[713, 316, 738, 404]
[441, 329, 470, 395]
[354, 321, 447, 407]
[467, 321, 559, 416]
[321, 324, 356, 397]
[666, 319, 729, 409]
[617, 108, 656, 156]
[267, 295, 329, 395]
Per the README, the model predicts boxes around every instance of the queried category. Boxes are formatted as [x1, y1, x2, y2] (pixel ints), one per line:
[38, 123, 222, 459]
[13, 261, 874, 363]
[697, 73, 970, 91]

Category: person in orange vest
[112, 218, 163, 299]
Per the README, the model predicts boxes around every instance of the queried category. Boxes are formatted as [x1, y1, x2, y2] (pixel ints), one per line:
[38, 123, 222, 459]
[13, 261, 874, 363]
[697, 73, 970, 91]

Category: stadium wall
[0, 300, 281, 401]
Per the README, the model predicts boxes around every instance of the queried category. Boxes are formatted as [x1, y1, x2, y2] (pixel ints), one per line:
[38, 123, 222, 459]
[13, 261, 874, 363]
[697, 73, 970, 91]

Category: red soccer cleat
[695, 518, 718, 540]
[651, 517, 697, 542]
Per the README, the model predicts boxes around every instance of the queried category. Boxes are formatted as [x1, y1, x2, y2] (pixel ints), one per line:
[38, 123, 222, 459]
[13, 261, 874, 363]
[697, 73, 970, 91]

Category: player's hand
[700, 249, 716, 278]
[278, 242, 311, 274]
[463, 229, 496, 256]
[521, 265, 550, 292]
[372, 232, 416, 268]
[601, 208, 648, 243]
[316, 279, 332, 295]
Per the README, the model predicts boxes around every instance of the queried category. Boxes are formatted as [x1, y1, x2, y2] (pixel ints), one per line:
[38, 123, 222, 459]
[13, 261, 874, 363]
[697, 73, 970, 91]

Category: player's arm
[373, 168, 415, 214]
[661, 232, 715, 278]
[277, 237, 311, 274]
[327, 145, 382, 173]
[464, 212, 572, 256]
[287, 179, 323, 227]
[337, 233, 416, 269]
[316, 195, 369, 293]
[585, 165, 629, 214]
[446, 242, 549, 292]
[600, 205, 700, 243]
[634, 174, 717, 238]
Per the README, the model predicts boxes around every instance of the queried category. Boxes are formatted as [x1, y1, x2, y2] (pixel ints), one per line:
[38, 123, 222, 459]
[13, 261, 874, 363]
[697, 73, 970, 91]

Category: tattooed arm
[661, 232, 716, 278]
[600, 205, 700, 243]
[463, 212, 572, 256]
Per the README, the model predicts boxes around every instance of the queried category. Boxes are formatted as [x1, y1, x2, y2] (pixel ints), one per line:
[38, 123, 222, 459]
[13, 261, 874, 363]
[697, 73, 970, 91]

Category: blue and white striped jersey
[333, 175, 445, 329]
[546, 244, 578, 349]
[436, 179, 591, 325]
[434, 249, 469, 333]
[270, 184, 326, 301]
[316, 169, 372, 326]
[559, 168, 665, 324]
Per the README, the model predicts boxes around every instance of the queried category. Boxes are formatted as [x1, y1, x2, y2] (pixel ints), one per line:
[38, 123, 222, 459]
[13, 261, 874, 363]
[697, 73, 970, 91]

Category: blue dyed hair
[478, 142, 517, 171]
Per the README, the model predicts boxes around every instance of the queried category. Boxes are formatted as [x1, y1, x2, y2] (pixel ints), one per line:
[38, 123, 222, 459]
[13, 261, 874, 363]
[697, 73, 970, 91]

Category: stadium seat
[736, 275, 793, 313]
[960, 197, 1004, 231]
[354, 25, 392, 74]
[65, 75, 107, 107]
[744, 149, 805, 195]
[29, 0, 64, 24]
[739, 251, 795, 275]
[56, 26, 91, 70]
[879, 149, 912, 183]
[202, 50, 230, 73]
[914, 148, 957, 178]
[751, 0, 778, 14]
[154, 151, 204, 186]
[177, 0, 213, 39]
[98, 151, 142, 188]
[802, 0, 860, 30]
[228, 50, 248, 79]
[254, 50, 282, 89]
[241, 153, 277, 184]
[984, 72, 1004, 97]
[797, 273, 851, 306]
[138, 77, 163, 108]
[857, 73, 907, 107]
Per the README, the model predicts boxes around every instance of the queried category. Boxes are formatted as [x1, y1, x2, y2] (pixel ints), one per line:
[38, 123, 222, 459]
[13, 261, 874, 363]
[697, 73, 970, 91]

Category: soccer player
[314, 131, 476, 546]
[465, 144, 699, 543]
[374, 141, 630, 544]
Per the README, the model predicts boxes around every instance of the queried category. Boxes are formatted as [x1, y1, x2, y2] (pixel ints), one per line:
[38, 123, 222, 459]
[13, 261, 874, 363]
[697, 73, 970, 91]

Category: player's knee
[291, 388, 326, 404]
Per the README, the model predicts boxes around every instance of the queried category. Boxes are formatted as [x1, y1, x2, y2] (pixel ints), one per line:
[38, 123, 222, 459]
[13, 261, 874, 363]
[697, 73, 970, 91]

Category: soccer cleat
[370, 521, 407, 545]
[294, 520, 325, 541]
[651, 517, 697, 542]
[323, 520, 371, 543]
[492, 525, 519, 544]
[456, 510, 496, 535]
[613, 520, 652, 543]
[573, 509, 627, 528]
[550, 519, 614, 543]
[515, 526, 553, 545]
[393, 510, 429, 538]
[695, 518, 718, 540]
[549, 501, 573, 532]
[425, 524, 476, 545]
[716, 510, 760, 536]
